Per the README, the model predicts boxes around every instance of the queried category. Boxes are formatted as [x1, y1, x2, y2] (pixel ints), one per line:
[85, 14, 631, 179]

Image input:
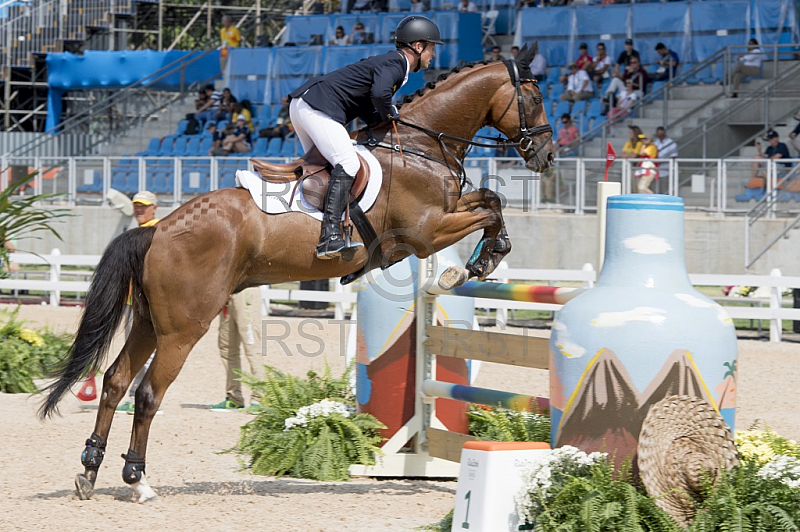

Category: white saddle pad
[235, 144, 382, 221]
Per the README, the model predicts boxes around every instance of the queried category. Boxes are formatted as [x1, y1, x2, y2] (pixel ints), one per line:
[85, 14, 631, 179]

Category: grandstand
[2, 0, 800, 271]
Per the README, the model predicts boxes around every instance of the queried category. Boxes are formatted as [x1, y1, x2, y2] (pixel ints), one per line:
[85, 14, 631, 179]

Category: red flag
[77, 374, 97, 402]
[604, 142, 617, 182]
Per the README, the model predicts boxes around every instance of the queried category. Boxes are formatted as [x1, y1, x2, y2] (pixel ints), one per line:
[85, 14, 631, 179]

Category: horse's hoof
[133, 475, 159, 503]
[438, 266, 470, 290]
[75, 473, 94, 500]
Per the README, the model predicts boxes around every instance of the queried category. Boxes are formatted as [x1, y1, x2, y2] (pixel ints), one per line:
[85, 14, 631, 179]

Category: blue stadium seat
[175, 120, 188, 135]
[554, 100, 571, 119]
[137, 138, 161, 157]
[252, 138, 269, 156]
[266, 137, 283, 158]
[185, 137, 202, 156]
[549, 83, 564, 101]
[280, 138, 300, 158]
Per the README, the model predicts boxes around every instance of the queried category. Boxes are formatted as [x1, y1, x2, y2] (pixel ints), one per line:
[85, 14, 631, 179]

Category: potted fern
[230, 364, 385, 482]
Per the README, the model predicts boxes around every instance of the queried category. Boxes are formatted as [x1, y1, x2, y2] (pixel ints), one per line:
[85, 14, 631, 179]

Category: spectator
[219, 87, 237, 122]
[510, 46, 519, 59]
[409, 0, 425, 11]
[607, 79, 640, 135]
[604, 55, 647, 102]
[530, 49, 546, 82]
[556, 113, 579, 148]
[730, 38, 766, 97]
[575, 42, 593, 71]
[347, 22, 370, 44]
[489, 45, 504, 62]
[209, 287, 264, 412]
[635, 133, 659, 194]
[330, 25, 348, 45]
[194, 88, 209, 111]
[614, 38, 640, 78]
[788, 109, 800, 155]
[219, 15, 241, 72]
[195, 84, 223, 124]
[621, 125, 644, 159]
[232, 102, 253, 132]
[206, 122, 225, 155]
[560, 43, 592, 84]
[115, 191, 161, 415]
[751, 129, 791, 181]
[458, 0, 477, 12]
[560, 62, 593, 104]
[649, 43, 680, 82]
[653, 126, 678, 180]
[222, 114, 252, 154]
[588, 42, 612, 85]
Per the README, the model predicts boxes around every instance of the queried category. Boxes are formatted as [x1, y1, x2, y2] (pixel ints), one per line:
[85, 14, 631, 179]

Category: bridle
[386, 59, 553, 186]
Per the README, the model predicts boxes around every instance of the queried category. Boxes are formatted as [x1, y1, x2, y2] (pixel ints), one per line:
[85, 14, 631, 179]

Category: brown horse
[39, 44, 553, 501]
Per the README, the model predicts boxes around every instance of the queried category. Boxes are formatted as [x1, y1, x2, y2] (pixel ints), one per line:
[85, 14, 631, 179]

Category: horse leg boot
[316, 164, 355, 260]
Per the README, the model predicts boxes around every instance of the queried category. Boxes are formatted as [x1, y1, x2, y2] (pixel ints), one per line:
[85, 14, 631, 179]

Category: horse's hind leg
[75, 314, 156, 500]
[122, 329, 206, 503]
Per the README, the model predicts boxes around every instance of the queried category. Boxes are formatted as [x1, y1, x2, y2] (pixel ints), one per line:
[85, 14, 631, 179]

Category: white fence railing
[3, 155, 800, 217]
[2, 250, 799, 342]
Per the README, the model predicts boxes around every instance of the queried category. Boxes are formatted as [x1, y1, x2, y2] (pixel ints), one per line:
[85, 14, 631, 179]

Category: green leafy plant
[0, 307, 73, 392]
[690, 459, 800, 531]
[468, 404, 551, 443]
[0, 174, 71, 277]
[230, 364, 386, 481]
[516, 446, 679, 531]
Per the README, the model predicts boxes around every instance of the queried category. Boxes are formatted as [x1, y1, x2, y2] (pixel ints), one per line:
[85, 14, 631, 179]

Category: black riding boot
[316, 164, 355, 260]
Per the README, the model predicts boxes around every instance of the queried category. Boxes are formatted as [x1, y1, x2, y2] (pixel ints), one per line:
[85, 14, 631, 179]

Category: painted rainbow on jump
[442, 280, 585, 305]
[422, 380, 549, 412]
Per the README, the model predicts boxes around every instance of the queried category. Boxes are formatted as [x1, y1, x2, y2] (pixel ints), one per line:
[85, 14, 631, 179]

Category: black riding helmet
[394, 16, 444, 46]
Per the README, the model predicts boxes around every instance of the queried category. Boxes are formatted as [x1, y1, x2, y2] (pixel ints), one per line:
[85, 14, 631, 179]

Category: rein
[382, 59, 553, 186]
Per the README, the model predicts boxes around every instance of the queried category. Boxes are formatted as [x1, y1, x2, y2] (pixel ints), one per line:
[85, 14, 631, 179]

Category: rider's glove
[388, 105, 400, 122]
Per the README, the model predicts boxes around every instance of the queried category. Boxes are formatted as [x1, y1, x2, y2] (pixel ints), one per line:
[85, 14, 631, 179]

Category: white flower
[757, 455, 800, 489]
[515, 446, 607, 525]
[283, 399, 352, 431]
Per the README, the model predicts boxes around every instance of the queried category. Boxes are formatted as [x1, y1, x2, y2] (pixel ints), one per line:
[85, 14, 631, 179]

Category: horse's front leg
[457, 188, 511, 279]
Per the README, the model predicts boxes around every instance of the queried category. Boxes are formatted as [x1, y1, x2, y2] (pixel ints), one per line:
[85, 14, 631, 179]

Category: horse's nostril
[547, 152, 555, 163]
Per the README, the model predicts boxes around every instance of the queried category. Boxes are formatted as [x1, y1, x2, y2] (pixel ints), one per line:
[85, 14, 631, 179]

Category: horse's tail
[38, 227, 156, 418]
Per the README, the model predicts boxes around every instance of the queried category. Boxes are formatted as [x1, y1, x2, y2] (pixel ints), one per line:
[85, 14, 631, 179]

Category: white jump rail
[2, 250, 798, 341]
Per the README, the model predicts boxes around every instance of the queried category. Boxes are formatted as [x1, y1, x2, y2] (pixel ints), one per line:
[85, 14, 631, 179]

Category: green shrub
[229, 364, 386, 482]
[0, 307, 72, 393]
[468, 404, 551, 443]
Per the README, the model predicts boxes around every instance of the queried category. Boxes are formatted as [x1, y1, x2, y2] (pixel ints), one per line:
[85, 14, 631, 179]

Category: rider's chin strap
[403, 43, 423, 73]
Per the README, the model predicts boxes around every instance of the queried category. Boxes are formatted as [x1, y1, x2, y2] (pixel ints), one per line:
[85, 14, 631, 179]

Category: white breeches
[289, 97, 360, 175]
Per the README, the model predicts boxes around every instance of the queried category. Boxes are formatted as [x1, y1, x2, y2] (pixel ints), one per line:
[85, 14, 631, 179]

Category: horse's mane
[397, 60, 494, 108]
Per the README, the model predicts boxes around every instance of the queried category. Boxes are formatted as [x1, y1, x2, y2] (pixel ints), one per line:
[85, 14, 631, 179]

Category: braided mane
[397, 60, 493, 108]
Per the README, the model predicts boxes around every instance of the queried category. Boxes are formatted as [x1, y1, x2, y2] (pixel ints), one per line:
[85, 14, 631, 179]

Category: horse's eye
[533, 97, 542, 106]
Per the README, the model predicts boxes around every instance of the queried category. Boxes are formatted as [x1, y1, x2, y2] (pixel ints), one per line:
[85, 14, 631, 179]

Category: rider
[288, 15, 442, 260]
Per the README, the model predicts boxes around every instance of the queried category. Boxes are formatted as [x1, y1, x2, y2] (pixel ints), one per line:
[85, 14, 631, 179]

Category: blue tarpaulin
[229, 13, 482, 106]
[46, 50, 220, 130]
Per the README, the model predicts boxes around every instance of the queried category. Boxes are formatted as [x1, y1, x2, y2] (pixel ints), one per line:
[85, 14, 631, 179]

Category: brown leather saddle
[249, 146, 370, 211]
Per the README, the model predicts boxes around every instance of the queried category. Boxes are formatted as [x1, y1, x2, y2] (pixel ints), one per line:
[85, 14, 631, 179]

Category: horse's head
[490, 43, 555, 173]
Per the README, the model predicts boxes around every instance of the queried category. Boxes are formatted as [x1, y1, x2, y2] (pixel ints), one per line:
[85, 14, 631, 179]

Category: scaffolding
[1, 0, 312, 133]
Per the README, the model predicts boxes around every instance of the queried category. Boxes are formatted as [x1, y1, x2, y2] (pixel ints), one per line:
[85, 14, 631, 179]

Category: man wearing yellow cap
[116, 191, 160, 413]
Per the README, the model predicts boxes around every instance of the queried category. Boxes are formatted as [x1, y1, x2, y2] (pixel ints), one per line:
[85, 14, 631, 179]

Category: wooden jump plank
[425, 326, 549, 369]
[426, 427, 476, 463]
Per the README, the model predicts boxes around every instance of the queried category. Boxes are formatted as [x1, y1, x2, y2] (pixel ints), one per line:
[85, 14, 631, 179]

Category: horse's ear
[516, 42, 537, 69]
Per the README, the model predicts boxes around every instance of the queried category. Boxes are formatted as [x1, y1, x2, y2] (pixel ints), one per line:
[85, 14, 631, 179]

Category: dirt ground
[0, 304, 798, 532]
